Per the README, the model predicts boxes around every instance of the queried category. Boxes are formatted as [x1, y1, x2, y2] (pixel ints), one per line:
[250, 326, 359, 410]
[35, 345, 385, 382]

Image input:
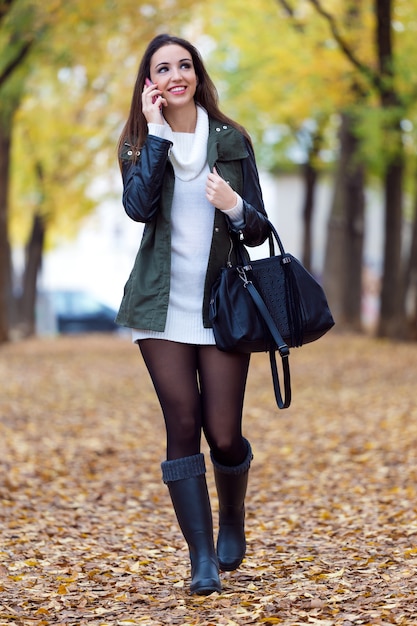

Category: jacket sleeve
[121, 135, 173, 223]
[231, 139, 270, 247]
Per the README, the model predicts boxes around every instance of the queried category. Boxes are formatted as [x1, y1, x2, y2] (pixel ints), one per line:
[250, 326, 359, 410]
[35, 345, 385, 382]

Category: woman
[116, 33, 270, 595]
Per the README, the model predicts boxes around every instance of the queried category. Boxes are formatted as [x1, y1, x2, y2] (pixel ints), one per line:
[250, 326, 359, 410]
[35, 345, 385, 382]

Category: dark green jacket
[116, 117, 269, 330]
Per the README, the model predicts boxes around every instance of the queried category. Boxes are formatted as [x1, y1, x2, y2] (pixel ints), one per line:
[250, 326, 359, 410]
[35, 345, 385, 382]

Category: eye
[157, 66, 169, 74]
[181, 62, 192, 70]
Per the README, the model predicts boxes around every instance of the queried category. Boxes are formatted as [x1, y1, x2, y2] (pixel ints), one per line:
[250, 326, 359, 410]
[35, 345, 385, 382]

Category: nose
[171, 66, 182, 81]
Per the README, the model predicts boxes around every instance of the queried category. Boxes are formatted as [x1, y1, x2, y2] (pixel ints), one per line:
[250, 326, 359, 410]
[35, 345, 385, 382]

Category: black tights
[138, 340, 250, 466]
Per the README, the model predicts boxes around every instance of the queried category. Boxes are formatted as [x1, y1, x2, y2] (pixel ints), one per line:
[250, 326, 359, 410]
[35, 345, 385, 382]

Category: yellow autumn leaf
[324, 568, 345, 578]
[35, 608, 50, 615]
[129, 561, 140, 572]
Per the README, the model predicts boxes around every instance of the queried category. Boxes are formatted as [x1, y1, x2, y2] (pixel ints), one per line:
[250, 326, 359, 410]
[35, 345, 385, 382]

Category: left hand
[206, 167, 237, 211]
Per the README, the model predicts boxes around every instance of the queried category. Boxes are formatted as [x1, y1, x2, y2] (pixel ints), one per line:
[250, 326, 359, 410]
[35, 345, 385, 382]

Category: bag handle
[266, 219, 286, 257]
[235, 219, 286, 265]
[244, 280, 291, 410]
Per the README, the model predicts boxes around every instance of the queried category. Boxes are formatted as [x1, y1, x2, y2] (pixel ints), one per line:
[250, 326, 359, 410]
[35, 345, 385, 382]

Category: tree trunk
[16, 213, 46, 337]
[342, 131, 365, 329]
[0, 113, 12, 344]
[300, 127, 323, 273]
[403, 188, 417, 339]
[377, 158, 405, 337]
[323, 112, 365, 330]
[375, 0, 406, 338]
[301, 160, 317, 273]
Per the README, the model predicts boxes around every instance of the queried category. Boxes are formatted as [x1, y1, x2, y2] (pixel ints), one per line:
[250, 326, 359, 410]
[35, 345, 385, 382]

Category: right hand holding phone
[143, 78, 165, 123]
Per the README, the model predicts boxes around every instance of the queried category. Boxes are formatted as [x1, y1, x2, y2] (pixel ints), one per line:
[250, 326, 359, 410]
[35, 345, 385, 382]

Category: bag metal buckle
[237, 266, 251, 288]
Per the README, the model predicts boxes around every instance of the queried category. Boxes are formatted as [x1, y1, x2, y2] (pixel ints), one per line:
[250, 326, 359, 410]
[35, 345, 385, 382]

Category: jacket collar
[207, 118, 249, 167]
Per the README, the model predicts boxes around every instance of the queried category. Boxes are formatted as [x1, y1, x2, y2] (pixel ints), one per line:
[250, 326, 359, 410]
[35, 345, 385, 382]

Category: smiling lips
[169, 86, 187, 94]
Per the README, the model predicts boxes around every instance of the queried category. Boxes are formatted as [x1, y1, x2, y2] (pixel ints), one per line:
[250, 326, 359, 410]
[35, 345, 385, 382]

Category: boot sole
[190, 579, 222, 595]
[218, 557, 243, 572]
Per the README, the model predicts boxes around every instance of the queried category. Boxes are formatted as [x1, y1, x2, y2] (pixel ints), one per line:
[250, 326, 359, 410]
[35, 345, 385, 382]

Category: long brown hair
[117, 33, 251, 166]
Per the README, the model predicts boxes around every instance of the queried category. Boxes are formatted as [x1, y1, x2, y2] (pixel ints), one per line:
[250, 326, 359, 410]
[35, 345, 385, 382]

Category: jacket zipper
[214, 161, 235, 266]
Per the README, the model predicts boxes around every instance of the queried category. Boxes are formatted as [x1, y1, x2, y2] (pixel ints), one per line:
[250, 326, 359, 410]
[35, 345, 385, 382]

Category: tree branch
[0, 39, 34, 89]
[276, 0, 305, 31]
[276, 0, 296, 16]
[307, 0, 382, 93]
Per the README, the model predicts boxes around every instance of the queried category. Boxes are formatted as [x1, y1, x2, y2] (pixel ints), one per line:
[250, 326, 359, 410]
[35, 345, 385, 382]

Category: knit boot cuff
[210, 438, 253, 475]
[161, 453, 206, 484]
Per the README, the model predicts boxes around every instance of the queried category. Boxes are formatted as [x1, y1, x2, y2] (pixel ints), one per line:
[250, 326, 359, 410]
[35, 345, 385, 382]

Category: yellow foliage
[6, 0, 417, 248]
[6, 0, 198, 247]
[193, 0, 417, 166]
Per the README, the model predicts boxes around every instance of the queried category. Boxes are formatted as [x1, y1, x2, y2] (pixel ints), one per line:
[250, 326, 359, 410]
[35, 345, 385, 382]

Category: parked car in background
[37, 290, 120, 334]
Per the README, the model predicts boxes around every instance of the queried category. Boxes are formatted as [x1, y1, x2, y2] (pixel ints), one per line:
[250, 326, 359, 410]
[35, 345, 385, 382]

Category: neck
[164, 103, 197, 133]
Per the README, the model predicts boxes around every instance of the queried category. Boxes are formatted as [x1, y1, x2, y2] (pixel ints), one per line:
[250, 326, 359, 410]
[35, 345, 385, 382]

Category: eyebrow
[155, 57, 192, 68]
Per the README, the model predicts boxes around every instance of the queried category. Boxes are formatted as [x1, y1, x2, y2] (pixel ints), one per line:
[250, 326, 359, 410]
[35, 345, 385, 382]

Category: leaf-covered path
[0, 333, 416, 625]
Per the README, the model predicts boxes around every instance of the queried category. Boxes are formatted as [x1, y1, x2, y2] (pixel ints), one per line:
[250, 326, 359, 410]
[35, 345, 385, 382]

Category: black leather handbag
[209, 220, 335, 409]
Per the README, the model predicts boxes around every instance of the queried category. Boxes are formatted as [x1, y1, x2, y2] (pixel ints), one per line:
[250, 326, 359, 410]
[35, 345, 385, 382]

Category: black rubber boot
[161, 453, 221, 595]
[211, 439, 253, 571]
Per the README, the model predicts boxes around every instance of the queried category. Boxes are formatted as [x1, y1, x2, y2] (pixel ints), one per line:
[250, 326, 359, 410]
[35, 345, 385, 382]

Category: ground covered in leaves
[0, 332, 416, 625]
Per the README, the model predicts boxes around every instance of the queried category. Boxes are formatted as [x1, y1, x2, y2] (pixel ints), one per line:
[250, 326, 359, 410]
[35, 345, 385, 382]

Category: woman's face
[149, 44, 197, 111]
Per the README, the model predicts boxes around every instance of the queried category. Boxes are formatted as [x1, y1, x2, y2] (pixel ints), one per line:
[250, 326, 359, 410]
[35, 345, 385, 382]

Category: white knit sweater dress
[131, 106, 244, 345]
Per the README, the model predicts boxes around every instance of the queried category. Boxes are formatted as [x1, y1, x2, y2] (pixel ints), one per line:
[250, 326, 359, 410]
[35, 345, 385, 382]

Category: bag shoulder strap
[245, 281, 291, 410]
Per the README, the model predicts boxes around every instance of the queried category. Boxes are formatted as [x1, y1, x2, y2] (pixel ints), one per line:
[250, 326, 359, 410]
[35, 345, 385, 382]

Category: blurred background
[0, 0, 416, 343]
